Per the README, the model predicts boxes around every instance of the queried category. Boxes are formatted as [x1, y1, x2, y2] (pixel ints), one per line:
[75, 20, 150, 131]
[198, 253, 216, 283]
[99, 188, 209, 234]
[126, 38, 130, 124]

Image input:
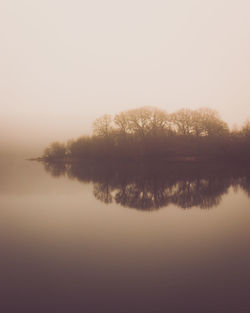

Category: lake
[1, 157, 250, 313]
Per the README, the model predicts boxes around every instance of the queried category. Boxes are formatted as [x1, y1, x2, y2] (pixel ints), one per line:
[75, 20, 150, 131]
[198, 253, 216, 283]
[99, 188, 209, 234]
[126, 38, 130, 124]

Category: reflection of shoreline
[41, 160, 250, 211]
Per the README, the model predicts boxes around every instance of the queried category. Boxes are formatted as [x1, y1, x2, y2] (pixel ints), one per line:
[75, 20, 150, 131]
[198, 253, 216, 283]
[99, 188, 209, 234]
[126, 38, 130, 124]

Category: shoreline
[29, 156, 250, 165]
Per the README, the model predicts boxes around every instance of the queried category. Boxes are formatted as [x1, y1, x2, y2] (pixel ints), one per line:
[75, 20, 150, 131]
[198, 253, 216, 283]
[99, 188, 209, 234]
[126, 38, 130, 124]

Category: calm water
[1, 157, 250, 313]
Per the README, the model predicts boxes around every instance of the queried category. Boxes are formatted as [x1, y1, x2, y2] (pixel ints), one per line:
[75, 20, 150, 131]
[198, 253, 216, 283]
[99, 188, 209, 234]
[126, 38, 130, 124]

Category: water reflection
[43, 161, 250, 211]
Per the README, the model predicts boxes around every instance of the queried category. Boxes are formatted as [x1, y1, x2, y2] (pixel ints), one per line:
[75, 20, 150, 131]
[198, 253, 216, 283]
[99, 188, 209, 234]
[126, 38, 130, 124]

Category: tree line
[42, 106, 250, 161]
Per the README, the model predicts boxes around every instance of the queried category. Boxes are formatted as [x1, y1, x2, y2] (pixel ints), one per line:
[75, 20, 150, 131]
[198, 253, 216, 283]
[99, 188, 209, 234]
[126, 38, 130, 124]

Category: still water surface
[1, 157, 250, 313]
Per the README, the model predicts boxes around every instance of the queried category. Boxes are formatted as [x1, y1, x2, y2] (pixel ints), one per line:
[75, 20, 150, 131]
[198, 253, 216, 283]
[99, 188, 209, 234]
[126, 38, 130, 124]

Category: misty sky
[1, 0, 250, 153]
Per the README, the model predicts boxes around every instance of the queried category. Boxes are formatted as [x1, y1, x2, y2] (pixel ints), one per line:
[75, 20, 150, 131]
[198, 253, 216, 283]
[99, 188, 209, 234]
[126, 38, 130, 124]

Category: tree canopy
[42, 106, 250, 161]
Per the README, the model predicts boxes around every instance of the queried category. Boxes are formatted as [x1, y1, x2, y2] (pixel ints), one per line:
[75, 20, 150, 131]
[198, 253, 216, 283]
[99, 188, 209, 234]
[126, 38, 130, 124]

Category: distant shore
[36, 106, 250, 164]
[30, 155, 250, 164]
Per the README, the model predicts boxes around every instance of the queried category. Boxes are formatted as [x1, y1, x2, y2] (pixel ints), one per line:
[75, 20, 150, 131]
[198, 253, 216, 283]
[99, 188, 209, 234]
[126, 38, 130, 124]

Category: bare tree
[126, 107, 152, 137]
[197, 108, 229, 136]
[115, 107, 171, 137]
[93, 114, 113, 137]
[114, 112, 130, 135]
[170, 108, 229, 137]
[171, 109, 195, 135]
[242, 120, 250, 137]
[150, 108, 171, 135]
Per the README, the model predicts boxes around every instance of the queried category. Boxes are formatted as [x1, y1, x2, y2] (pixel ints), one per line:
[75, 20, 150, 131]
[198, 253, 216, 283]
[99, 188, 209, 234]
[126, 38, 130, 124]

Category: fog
[1, 0, 250, 156]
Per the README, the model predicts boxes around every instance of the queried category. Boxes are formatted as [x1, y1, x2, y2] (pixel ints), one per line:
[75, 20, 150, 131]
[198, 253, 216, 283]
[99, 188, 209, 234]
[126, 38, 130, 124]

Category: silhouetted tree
[42, 106, 250, 161]
[242, 120, 250, 137]
[125, 107, 153, 137]
[171, 109, 195, 135]
[197, 108, 229, 136]
[93, 114, 113, 137]
[114, 112, 131, 135]
[43, 142, 66, 160]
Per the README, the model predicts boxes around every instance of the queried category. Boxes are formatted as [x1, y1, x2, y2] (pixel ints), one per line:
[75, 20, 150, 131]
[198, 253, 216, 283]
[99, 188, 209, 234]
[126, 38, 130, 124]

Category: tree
[114, 107, 171, 137]
[93, 114, 113, 137]
[114, 112, 130, 135]
[171, 109, 195, 135]
[150, 108, 172, 135]
[170, 108, 229, 137]
[197, 108, 229, 136]
[43, 142, 66, 159]
[126, 107, 153, 137]
[242, 120, 250, 137]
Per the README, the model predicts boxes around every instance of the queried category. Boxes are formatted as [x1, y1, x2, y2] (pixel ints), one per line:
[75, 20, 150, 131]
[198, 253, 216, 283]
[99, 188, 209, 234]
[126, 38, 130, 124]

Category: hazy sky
[1, 0, 250, 153]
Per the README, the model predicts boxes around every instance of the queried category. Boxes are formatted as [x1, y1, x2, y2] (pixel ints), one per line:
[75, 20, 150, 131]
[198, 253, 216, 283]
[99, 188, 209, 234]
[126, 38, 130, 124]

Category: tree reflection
[43, 161, 67, 177]
[93, 183, 113, 204]
[42, 160, 250, 211]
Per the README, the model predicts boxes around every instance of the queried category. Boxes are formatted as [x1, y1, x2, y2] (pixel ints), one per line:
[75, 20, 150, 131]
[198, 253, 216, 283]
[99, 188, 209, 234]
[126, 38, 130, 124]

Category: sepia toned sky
[1, 0, 250, 153]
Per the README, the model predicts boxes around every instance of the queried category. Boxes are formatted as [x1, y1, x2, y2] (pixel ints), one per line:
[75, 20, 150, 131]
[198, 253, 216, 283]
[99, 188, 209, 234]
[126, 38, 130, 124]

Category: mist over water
[1, 155, 250, 313]
[2, 0, 250, 311]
